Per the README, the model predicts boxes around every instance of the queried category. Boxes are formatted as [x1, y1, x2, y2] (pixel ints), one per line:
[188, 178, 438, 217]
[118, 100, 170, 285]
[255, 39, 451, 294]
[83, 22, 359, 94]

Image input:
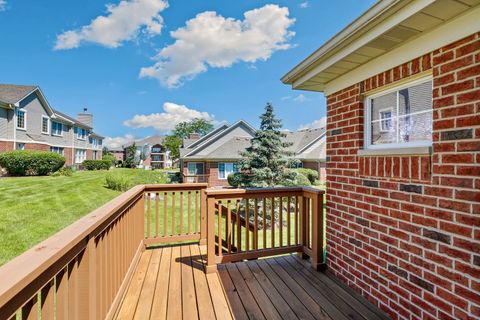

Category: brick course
[326, 33, 480, 320]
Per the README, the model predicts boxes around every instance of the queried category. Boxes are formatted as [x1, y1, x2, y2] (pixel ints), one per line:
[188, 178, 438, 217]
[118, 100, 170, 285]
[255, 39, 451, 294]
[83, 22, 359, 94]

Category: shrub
[227, 172, 244, 188]
[105, 170, 169, 191]
[102, 154, 116, 165]
[83, 159, 111, 171]
[0, 150, 65, 176]
[294, 172, 311, 186]
[291, 168, 319, 185]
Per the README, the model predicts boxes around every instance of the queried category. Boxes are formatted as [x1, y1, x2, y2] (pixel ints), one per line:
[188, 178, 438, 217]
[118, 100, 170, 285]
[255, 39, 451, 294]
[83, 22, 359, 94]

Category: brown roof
[0, 84, 37, 104]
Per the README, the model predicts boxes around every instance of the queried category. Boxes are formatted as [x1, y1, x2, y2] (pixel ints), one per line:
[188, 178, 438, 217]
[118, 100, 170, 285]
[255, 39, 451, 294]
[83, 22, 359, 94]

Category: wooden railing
[0, 183, 207, 320]
[204, 187, 325, 273]
[143, 184, 207, 246]
[182, 173, 210, 184]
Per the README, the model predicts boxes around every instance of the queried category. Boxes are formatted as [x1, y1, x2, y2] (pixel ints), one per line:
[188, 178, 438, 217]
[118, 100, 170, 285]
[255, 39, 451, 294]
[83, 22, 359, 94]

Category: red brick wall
[0, 141, 14, 152]
[64, 148, 74, 166]
[24, 143, 49, 151]
[206, 162, 230, 187]
[326, 33, 480, 320]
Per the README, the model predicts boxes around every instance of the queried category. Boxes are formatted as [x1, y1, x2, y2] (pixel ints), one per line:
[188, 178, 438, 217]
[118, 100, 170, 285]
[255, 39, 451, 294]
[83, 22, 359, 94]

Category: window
[218, 163, 239, 179]
[16, 109, 26, 129]
[51, 146, 64, 156]
[187, 162, 204, 175]
[90, 137, 98, 148]
[17, 143, 25, 150]
[93, 151, 98, 160]
[365, 77, 432, 149]
[41, 116, 50, 134]
[52, 121, 63, 136]
[75, 149, 86, 164]
[76, 127, 86, 140]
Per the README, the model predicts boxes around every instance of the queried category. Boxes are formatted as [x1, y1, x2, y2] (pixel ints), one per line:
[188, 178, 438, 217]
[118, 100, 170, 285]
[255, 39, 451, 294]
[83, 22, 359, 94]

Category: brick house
[180, 120, 326, 187]
[123, 135, 171, 169]
[283, 1, 480, 319]
[0, 84, 103, 166]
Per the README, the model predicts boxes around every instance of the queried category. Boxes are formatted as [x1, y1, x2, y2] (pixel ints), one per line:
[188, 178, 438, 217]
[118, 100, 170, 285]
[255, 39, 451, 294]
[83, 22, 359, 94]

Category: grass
[0, 168, 167, 266]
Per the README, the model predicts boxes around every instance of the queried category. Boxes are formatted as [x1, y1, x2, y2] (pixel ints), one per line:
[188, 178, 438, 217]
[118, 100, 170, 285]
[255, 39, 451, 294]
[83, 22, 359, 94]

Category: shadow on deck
[114, 243, 390, 320]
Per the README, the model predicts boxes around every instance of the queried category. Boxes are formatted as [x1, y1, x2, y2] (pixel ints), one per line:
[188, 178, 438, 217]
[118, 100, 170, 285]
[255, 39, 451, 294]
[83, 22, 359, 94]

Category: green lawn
[0, 169, 150, 266]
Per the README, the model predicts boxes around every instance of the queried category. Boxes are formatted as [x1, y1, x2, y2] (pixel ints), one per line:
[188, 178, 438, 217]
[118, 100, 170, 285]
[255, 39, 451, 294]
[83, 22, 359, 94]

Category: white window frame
[75, 149, 86, 164]
[41, 116, 50, 134]
[76, 127, 87, 140]
[187, 162, 204, 175]
[364, 76, 433, 150]
[16, 109, 27, 130]
[218, 162, 239, 180]
[51, 146, 64, 156]
[51, 121, 63, 136]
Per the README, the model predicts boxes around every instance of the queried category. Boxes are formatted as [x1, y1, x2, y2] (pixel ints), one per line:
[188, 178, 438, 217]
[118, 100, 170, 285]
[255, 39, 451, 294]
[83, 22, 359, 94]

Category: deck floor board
[115, 244, 390, 320]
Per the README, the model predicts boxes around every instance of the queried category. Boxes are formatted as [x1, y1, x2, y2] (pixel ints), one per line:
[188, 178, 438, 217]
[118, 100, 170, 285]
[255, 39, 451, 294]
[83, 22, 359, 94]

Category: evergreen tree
[124, 143, 138, 168]
[238, 103, 295, 187]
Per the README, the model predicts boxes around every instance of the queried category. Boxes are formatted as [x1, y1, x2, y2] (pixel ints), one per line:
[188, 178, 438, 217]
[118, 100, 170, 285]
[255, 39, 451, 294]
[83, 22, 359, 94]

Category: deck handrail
[0, 183, 208, 320]
[204, 186, 325, 273]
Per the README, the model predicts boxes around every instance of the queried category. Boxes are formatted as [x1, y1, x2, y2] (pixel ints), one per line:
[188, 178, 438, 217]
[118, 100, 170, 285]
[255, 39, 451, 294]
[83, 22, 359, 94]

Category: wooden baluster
[271, 197, 275, 249]
[163, 192, 167, 237]
[187, 191, 191, 234]
[147, 193, 151, 239]
[200, 190, 206, 245]
[218, 201, 222, 256]
[311, 191, 324, 270]
[307, 198, 311, 248]
[236, 200, 241, 252]
[171, 192, 176, 235]
[245, 199, 250, 251]
[227, 200, 232, 254]
[287, 196, 291, 247]
[299, 196, 308, 260]
[254, 198, 258, 250]
[179, 192, 184, 235]
[295, 196, 298, 245]
[155, 193, 159, 237]
[279, 196, 283, 247]
[205, 196, 217, 273]
[195, 191, 199, 234]
[21, 294, 38, 320]
[41, 280, 54, 320]
[56, 267, 68, 319]
[262, 198, 266, 249]
[67, 257, 78, 319]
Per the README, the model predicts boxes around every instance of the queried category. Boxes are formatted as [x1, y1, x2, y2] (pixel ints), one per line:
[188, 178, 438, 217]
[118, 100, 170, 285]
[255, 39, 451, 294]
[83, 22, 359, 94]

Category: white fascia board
[292, 0, 436, 90]
[324, 4, 480, 95]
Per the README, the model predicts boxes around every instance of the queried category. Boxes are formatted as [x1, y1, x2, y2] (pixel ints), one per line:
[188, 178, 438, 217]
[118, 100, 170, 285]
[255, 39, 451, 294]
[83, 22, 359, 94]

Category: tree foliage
[236, 103, 295, 187]
[123, 143, 138, 168]
[165, 118, 214, 160]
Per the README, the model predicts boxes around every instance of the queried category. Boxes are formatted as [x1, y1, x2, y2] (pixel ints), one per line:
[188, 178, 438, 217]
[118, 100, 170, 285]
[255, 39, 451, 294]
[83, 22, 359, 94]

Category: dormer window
[365, 77, 432, 149]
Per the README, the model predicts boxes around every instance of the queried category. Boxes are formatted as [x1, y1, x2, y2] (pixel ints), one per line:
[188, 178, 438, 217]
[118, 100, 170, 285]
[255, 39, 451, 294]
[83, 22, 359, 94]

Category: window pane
[370, 92, 397, 145]
[398, 81, 432, 143]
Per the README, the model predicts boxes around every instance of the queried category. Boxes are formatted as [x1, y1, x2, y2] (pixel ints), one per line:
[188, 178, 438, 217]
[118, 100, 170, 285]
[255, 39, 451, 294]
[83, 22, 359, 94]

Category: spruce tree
[238, 103, 295, 187]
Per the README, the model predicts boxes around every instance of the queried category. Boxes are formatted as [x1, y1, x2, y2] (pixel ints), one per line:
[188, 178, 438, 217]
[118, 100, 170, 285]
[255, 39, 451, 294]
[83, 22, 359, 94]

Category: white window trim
[75, 149, 86, 164]
[16, 109, 27, 130]
[364, 75, 433, 150]
[187, 162, 204, 175]
[218, 162, 238, 180]
[51, 146, 65, 156]
[51, 121, 63, 137]
[41, 116, 50, 134]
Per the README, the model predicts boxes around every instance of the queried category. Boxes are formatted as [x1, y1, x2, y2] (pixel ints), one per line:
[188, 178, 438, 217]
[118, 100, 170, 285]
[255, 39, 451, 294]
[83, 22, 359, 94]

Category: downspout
[12, 104, 17, 150]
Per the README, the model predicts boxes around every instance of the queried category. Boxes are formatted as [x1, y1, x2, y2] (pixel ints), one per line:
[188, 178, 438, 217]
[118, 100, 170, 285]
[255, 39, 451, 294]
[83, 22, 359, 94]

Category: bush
[0, 150, 65, 176]
[227, 172, 244, 188]
[105, 170, 169, 191]
[102, 154, 116, 165]
[50, 167, 74, 177]
[294, 172, 311, 186]
[291, 168, 319, 185]
[83, 159, 111, 171]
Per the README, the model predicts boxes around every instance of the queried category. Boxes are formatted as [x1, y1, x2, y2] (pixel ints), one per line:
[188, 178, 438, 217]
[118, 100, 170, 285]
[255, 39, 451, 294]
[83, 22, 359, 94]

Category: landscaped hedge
[83, 160, 111, 171]
[290, 168, 319, 185]
[0, 150, 65, 176]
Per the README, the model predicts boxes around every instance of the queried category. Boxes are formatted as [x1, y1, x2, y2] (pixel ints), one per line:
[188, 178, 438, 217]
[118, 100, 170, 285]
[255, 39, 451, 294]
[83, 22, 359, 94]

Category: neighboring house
[124, 135, 171, 169]
[107, 147, 125, 163]
[0, 84, 103, 166]
[179, 120, 326, 187]
[283, 1, 480, 320]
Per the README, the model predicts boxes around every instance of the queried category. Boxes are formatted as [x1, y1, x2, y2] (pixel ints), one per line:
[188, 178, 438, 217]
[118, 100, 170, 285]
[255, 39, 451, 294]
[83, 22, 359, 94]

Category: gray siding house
[0, 84, 104, 166]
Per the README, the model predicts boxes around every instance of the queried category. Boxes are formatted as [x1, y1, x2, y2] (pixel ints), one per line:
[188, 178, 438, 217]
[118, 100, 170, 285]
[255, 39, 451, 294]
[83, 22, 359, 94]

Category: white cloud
[299, 1, 309, 9]
[124, 102, 215, 131]
[104, 134, 135, 148]
[140, 4, 295, 87]
[0, 0, 7, 11]
[282, 94, 308, 102]
[54, 0, 168, 50]
[298, 116, 326, 130]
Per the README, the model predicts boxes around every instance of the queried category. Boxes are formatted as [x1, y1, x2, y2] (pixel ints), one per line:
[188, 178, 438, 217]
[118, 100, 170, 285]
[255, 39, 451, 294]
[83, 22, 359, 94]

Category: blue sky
[0, 0, 375, 147]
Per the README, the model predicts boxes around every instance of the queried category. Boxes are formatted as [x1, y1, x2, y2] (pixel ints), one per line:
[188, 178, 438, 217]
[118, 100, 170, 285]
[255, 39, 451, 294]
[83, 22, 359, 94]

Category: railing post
[200, 188, 207, 245]
[205, 195, 217, 273]
[76, 236, 96, 319]
[310, 191, 326, 271]
[298, 195, 308, 260]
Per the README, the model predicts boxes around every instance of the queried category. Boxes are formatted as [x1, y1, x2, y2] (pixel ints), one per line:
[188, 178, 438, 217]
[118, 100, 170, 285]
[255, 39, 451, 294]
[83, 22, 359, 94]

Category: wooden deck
[115, 243, 390, 320]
